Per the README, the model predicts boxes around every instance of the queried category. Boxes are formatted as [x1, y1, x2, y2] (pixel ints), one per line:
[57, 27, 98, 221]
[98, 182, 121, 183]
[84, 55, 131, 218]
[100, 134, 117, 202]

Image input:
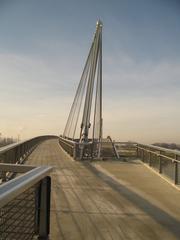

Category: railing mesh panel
[0, 186, 38, 240]
[150, 153, 160, 171]
[161, 157, 175, 181]
[178, 162, 180, 184]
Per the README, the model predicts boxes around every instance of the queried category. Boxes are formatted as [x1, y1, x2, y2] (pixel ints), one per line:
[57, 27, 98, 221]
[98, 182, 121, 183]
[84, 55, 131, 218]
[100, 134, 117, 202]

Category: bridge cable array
[63, 20, 103, 153]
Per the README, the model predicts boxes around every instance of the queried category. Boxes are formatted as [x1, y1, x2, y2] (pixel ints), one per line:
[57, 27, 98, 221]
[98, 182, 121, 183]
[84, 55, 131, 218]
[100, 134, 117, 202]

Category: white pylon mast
[80, 20, 103, 143]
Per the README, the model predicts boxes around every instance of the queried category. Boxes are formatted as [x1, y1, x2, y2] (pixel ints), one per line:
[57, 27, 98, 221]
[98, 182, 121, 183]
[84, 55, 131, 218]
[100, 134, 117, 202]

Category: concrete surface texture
[26, 139, 180, 240]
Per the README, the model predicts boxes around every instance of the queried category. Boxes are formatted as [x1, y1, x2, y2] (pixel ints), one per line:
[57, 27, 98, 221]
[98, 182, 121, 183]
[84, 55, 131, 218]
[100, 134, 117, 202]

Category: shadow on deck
[26, 139, 180, 240]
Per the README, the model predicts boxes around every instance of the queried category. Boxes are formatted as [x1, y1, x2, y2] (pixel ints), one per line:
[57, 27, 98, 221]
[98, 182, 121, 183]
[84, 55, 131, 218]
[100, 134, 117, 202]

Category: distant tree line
[153, 143, 180, 151]
[0, 135, 17, 148]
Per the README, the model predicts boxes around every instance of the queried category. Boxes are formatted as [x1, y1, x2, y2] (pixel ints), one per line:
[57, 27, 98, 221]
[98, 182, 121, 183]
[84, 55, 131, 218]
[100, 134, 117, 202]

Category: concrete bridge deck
[26, 139, 180, 240]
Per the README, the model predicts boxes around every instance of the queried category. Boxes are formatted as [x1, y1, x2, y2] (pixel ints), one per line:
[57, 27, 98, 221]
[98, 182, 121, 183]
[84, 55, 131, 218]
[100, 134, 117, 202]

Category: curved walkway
[26, 139, 180, 240]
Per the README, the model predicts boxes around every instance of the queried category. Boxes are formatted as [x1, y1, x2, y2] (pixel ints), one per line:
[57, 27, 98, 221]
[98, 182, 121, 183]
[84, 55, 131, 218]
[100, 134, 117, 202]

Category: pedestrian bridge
[0, 136, 180, 240]
[1, 20, 180, 240]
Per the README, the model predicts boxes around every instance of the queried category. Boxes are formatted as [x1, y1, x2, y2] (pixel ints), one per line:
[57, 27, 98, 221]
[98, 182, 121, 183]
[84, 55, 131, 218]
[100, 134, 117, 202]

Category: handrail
[0, 135, 58, 155]
[137, 143, 180, 185]
[0, 165, 52, 208]
[113, 142, 137, 145]
[59, 137, 75, 148]
[137, 146, 180, 163]
[0, 163, 35, 173]
[0, 135, 58, 169]
[59, 136, 98, 160]
[0, 164, 53, 239]
[137, 143, 180, 156]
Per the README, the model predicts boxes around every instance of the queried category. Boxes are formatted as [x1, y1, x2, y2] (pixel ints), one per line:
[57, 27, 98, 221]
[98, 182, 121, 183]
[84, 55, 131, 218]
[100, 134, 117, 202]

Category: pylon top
[96, 20, 103, 28]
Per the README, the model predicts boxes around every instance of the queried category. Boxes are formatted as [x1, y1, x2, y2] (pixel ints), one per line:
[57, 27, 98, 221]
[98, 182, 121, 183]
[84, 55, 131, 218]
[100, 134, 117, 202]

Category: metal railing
[137, 143, 180, 185]
[59, 136, 180, 185]
[59, 137, 138, 160]
[0, 163, 52, 240]
[59, 137, 76, 158]
[59, 137, 100, 160]
[106, 136, 119, 159]
[0, 135, 57, 182]
[114, 142, 137, 158]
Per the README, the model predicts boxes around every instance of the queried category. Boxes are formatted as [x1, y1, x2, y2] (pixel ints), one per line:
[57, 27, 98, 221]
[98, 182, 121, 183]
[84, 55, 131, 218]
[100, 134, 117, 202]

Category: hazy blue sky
[0, 0, 180, 143]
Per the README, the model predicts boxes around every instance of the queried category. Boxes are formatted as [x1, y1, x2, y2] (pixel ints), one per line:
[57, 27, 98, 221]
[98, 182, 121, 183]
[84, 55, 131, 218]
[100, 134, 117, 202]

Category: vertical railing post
[149, 151, 151, 166]
[38, 176, 51, 239]
[175, 155, 178, 185]
[18, 145, 20, 162]
[20, 145, 22, 162]
[0, 154, 6, 182]
[136, 144, 138, 158]
[73, 142, 77, 159]
[142, 148, 144, 162]
[159, 151, 162, 174]
[14, 147, 18, 163]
